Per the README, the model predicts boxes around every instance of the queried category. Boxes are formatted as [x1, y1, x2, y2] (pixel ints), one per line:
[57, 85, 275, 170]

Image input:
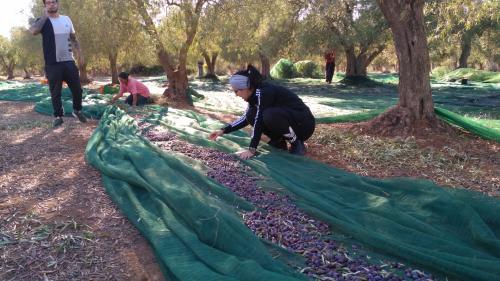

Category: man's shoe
[289, 140, 306, 155]
[72, 110, 87, 123]
[268, 138, 288, 150]
[53, 117, 64, 127]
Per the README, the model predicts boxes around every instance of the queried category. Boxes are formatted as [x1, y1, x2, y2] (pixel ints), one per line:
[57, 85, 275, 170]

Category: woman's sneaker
[72, 110, 87, 123]
[289, 140, 306, 155]
[53, 117, 64, 127]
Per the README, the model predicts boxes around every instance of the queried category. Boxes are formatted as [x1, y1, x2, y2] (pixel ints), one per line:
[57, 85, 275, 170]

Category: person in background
[110, 72, 151, 106]
[209, 65, 315, 160]
[29, 0, 87, 127]
[324, 49, 336, 84]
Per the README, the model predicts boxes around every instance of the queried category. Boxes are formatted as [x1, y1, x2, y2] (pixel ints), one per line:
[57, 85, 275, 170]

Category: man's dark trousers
[45, 61, 83, 117]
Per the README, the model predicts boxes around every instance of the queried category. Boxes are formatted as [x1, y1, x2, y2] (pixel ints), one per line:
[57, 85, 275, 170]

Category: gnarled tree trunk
[202, 51, 218, 79]
[344, 45, 385, 83]
[78, 58, 90, 84]
[372, 0, 438, 134]
[163, 69, 189, 103]
[109, 52, 119, 84]
[7, 68, 14, 80]
[458, 32, 473, 69]
[23, 68, 31, 79]
[259, 52, 270, 78]
[345, 48, 367, 77]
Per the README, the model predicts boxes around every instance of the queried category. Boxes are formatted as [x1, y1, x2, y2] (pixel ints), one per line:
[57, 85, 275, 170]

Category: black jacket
[223, 82, 311, 149]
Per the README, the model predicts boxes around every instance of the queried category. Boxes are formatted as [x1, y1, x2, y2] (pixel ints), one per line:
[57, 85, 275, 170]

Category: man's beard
[47, 7, 58, 14]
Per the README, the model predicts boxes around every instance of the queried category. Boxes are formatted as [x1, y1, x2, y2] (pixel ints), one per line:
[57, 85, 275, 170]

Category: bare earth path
[0, 101, 164, 281]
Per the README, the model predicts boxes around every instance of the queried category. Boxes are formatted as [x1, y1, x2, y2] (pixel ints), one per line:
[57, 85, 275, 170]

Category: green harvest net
[0, 82, 114, 119]
[435, 107, 500, 142]
[86, 106, 500, 281]
[1, 80, 498, 142]
[0, 81, 52, 102]
[315, 107, 500, 142]
[85, 107, 306, 281]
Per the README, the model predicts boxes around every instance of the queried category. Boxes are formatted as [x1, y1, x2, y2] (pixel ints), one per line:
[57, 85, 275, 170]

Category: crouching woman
[209, 65, 315, 160]
[110, 72, 151, 106]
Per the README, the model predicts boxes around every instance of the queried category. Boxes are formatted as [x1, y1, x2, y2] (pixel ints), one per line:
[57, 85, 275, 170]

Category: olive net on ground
[0, 82, 112, 119]
[85, 106, 306, 281]
[87, 106, 500, 281]
[316, 107, 500, 142]
[1, 81, 498, 142]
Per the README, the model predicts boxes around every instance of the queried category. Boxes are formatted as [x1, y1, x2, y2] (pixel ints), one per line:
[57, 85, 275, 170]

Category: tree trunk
[202, 51, 218, 79]
[7, 68, 14, 80]
[163, 68, 189, 104]
[109, 52, 119, 84]
[487, 59, 498, 71]
[345, 48, 367, 77]
[372, 0, 437, 134]
[259, 53, 270, 78]
[23, 68, 31, 79]
[458, 33, 472, 69]
[197, 61, 204, 78]
[78, 60, 90, 84]
[343, 46, 384, 83]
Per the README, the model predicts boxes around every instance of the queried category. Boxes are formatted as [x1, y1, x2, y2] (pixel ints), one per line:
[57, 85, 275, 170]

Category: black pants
[45, 61, 83, 117]
[246, 107, 315, 142]
[325, 61, 335, 83]
[125, 94, 149, 106]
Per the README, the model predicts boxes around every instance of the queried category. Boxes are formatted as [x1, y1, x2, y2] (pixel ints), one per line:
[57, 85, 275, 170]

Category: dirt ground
[1, 99, 498, 280]
[0, 101, 164, 281]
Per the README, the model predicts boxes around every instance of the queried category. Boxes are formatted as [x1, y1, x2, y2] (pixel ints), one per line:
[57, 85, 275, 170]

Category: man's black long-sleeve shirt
[223, 82, 310, 149]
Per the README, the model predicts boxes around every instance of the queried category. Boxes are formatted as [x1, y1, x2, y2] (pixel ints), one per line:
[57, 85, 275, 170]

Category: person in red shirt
[110, 72, 151, 106]
[324, 49, 336, 84]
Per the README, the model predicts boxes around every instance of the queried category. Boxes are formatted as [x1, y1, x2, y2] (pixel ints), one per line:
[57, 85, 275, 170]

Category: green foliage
[10, 27, 43, 74]
[441, 68, 500, 83]
[294, 60, 322, 78]
[295, 0, 389, 74]
[425, 0, 500, 68]
[431, 66, 453, 79]
[0, 35, 19, 78]
[270, 59, 296, 79]
[211, 0, 305, 68]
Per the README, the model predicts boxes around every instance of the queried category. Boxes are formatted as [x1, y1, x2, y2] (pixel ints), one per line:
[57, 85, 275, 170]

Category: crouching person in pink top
[110, 72, 151, 106]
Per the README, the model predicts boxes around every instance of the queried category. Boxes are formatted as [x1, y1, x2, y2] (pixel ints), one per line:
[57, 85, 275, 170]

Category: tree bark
[7, 68, 14, 80]
[345, 48, 367, 77]
[163, 68, 189, 103]
[23, 68, 31, 79]
[487, 59, 498, 71]
[259, 52, 270, 78]
[458, 33, 473, 69]
[202, 51, 218, 79]
[372, 0, 437, 134]
[344, 45, 385, 82]
[197, 60, 204, 78]
[78, 59, 90, 84]
[109, 52, 119, 84]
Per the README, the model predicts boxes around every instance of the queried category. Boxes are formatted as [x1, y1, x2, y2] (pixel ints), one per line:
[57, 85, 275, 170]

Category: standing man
[29, 0, 87, 127]
[324, 49, 336, 84]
